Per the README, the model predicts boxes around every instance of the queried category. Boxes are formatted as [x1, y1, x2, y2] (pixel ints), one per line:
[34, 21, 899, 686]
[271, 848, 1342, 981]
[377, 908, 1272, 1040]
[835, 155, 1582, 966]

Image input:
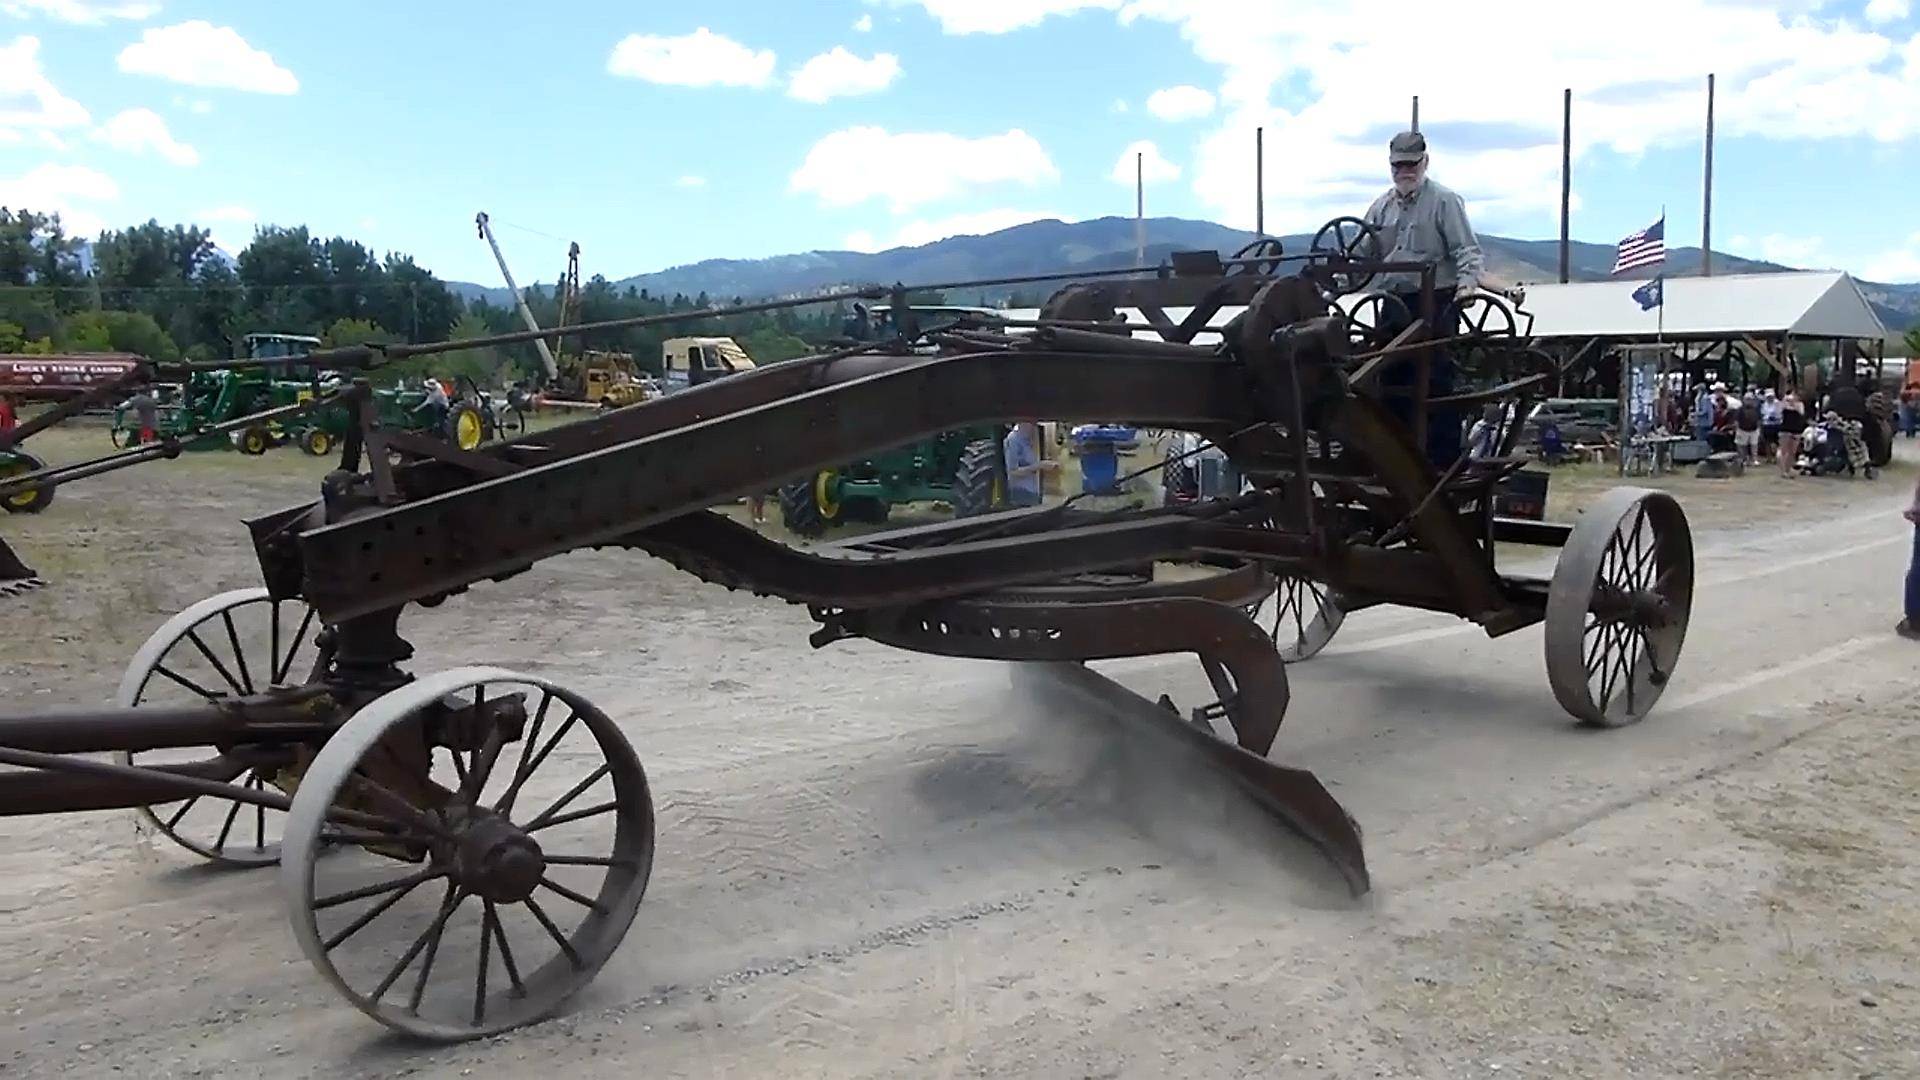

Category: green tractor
[285, 373, 499, 458]
[110, 333, 325, 454]
[777, 425, 1010, 538]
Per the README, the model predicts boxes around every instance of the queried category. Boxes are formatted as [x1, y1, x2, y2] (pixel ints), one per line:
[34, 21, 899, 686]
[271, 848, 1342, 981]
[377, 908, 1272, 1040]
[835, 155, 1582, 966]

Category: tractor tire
[298, 428, 334, 457]
[951, 439, 1004, 518]
[445, 402, 487, 451]
[1, 450, 53, 514]
[237, 426, 271, 456]
[778, 478, 828, 538]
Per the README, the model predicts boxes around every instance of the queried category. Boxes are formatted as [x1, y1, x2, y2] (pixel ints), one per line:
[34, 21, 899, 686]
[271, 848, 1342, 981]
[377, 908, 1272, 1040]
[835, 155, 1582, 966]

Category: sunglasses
[1391, 159, 1422, 170]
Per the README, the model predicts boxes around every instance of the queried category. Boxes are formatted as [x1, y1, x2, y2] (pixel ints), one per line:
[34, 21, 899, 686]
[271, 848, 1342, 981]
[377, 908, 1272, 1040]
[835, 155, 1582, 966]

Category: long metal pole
[1411, 95, 1419, 131]
[1255, 126, 1265, 238]
[475, 211, 559, 379]
[1702, 74, 1715, 278]
[1559, 88, 1572, 284]
[1135, 151, 1145, 265]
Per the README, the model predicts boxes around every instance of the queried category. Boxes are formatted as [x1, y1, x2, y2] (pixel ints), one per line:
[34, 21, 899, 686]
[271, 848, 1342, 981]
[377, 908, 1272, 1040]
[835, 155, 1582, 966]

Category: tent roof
[1514, 271, 1887, 341]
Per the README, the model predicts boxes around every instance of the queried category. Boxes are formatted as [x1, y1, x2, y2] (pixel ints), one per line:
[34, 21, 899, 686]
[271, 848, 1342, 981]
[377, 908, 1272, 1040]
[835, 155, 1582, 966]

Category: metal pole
[1255, 126, 1265, 238]
[1559, 88, 1572, 284]
[1411, 95, 1419, 132]
[475, 211, 559, 380]
[1702, 73, 1715, 278]
[1135, 151, 1145, 265]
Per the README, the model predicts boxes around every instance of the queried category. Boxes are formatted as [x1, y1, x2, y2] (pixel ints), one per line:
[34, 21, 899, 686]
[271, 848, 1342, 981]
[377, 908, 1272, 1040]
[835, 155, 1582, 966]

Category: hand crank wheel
[1543, 488, 1694, 726]
[282, 667, 655, 1040]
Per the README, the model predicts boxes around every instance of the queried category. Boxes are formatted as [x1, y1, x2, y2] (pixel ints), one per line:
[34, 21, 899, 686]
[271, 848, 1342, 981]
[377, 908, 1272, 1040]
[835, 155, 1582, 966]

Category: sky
[2, 0, 1919, 287]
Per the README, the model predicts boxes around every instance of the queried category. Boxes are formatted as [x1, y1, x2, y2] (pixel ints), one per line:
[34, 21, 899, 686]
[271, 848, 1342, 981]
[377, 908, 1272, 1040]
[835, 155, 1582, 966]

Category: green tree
[56, 310, 180, 360]
[321, 317, 396, 350]
[1903, 326, 1920, 358]
[0, 319, 23, 352]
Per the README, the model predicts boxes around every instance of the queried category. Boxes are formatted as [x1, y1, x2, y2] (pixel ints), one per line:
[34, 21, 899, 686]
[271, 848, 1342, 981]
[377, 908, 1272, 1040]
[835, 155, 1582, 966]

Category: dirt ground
[3, 417, 1919, 1078]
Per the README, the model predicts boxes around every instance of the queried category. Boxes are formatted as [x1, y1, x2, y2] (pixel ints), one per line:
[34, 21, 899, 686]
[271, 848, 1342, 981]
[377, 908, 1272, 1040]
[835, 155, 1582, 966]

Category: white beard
[1393, 165, 1425, 196]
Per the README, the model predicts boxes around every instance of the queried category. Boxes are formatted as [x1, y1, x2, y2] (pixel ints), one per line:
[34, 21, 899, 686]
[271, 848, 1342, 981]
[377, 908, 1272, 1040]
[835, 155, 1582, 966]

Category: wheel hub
[447, 810, 546, 903]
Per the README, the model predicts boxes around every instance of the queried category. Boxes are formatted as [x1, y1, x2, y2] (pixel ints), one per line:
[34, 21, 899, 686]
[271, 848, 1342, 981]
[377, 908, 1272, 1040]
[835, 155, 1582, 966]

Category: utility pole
[475, 211, 558, 380]
[1702, 73, 1715, 277]
[1411, 95, 1419, 132]
[1255, 126, 1265, 237]
[1559, 88, 1572, 284]
[1134, 151, 1145, 265]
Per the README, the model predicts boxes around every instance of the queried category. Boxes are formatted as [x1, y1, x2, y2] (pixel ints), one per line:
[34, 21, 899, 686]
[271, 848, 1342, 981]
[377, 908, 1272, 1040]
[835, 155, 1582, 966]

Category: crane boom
[474, 211, 559, 380]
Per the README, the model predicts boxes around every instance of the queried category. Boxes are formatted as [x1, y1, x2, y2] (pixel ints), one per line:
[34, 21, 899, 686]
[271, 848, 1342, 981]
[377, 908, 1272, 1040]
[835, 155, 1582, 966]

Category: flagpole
[1657, 205, 1666, 344]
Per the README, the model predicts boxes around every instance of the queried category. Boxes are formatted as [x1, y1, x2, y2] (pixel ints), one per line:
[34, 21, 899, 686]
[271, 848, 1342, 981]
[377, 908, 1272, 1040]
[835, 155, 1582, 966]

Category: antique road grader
[0, 220, 1695, 1042]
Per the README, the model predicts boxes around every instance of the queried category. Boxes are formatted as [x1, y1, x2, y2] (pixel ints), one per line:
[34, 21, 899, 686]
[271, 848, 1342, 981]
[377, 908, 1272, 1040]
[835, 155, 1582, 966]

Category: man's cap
[1389, 131, 1426, 163]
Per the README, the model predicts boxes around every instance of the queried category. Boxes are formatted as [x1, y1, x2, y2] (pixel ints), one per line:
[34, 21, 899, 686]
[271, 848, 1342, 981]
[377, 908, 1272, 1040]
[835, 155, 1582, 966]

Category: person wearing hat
[1362, 130, 1491, 466]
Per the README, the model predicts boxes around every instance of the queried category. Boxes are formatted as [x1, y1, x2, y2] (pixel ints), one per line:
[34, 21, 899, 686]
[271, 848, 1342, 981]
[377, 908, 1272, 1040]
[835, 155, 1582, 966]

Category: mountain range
[440, 215, 1919, 334]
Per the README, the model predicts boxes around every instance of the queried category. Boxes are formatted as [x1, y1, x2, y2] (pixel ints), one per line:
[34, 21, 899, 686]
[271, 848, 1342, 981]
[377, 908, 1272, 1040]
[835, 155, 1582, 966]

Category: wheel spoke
[153, 662, 222, 701]
[525, 800, 619, 834]
[213, 795, 242, 853]
[494, 692, 554, 816]
[164, 795, 200, 830]
[273, 606, 317, 685]
[523, 895, 584, 969]
[322, 871, 438, 952]
[461, 721, 509, 807]
[523, 763, 612, 831]
[545, 854, 635, 868]
[220, 610, 256, 695]
[314, 866, 445, 912]
[400, 885, 466, 1011]
[538, 876, 607, 914]
[473, 900, 494, 1026]
[487, 900, 527, 999]
[496, 707, 579, 817]
[346, 774, 455, 841]
[251, 773, 266, 850]
[184, 629, 247, 697]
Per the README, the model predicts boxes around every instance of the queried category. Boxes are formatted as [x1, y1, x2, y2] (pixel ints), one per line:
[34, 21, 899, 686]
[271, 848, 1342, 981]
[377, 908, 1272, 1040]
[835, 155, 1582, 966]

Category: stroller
[1797, 413, 1876, 478]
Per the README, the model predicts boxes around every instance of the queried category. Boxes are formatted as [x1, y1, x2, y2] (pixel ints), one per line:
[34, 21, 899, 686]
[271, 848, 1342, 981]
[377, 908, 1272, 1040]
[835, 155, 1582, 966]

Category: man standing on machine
[1362, 130, 1492, 466]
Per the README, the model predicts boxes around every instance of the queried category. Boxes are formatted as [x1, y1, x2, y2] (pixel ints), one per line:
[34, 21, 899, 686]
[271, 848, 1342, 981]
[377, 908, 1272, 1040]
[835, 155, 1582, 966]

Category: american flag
[1612, 216, 1666, 274]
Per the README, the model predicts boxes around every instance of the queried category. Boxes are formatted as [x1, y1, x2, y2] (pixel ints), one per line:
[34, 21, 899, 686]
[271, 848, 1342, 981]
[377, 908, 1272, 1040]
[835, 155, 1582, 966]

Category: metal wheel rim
[282, 666, 655, 1041]
[1544, 488, 1694, 726]
[455, 409, 483, 450]
[113, 587, 329, 866]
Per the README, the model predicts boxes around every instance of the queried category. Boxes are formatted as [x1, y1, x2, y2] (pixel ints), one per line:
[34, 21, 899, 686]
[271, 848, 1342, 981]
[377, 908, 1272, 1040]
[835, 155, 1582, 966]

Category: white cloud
[879, 0, 1120, 34]
[117, 21, 298, 94]
[0, 129, 19, 145]
[607, 27, 776, 88]
[0, 36, 91, 135]
[92, 107, 198, 165]
[1145, 84, 1215, 121]
[1, 0, 156, 24]
[1111, 98, 1129, 113]
[1863, 231, 1920, 282]
[1092, 1, 1920, 235]
[789, 46, 901, 103]
[36, 130, 66, 150]
[1866, 0, 1910, 24]
[853, 13, 873, 31]
[172, 95, 212, 114]
[1108, 140, 1180, 184]
[789, 126, 1059, 212]
[842, 229, 880, 252]
[0, 162, 118, 236]
[675, 174, 707, 188]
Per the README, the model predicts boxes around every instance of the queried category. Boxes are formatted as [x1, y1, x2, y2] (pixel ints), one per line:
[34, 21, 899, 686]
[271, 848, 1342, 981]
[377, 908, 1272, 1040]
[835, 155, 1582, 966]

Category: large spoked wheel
[283, 667, 655, 1041]
[1255, 575, 1347, 662]
[1344, 292, 1412, 350]
[1309, 216, 1383, 296]
[114, 588, 330, 866]
[1544, 488, 1694, 727]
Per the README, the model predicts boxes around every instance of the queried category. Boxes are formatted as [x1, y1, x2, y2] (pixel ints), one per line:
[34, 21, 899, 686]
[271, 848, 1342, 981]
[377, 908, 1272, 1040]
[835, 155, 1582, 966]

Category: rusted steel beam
[0, 693, 335, 755]
[0, 754, 245, 816]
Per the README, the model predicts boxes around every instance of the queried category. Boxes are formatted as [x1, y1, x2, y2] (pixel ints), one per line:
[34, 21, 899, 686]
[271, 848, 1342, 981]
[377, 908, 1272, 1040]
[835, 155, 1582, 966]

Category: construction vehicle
[475, 213, 651, 410]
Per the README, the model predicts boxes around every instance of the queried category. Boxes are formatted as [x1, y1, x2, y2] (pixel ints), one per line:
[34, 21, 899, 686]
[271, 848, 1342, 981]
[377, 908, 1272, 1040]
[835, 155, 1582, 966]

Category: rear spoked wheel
[114, 588, 330, 867]
[283, 667, 654, 1040]
[1544, 488, 1694, 726]
[1253, 574, 1347, 662]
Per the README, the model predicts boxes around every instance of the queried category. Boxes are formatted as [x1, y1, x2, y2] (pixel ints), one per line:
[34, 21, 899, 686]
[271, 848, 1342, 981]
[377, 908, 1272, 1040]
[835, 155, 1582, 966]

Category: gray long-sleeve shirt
[1362, 178, 1485, 296]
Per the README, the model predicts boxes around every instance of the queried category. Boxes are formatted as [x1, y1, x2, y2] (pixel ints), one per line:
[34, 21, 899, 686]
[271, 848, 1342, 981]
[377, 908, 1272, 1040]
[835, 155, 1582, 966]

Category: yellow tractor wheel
[813, 470, 842, 522]
[1, 451, 53, 514]
[238, 427, 270, 456]
[300, 429, 334, 457]
[448, 403, 486, 451]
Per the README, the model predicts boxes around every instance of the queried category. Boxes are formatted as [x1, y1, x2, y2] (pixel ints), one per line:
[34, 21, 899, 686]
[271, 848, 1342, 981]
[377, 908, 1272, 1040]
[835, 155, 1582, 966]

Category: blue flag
[1632, 275, 1663, 311]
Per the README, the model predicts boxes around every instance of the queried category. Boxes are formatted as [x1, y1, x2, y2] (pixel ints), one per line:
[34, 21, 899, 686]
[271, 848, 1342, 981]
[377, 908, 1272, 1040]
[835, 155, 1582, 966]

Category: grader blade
[1014, 661, 1370, 897]
[0, 535, 43, 598]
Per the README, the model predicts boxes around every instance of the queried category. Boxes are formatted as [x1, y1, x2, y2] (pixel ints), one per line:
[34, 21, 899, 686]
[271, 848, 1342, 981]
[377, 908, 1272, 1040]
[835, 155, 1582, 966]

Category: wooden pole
[1255, 126, 1265, 238]
[1559, 88, 1572, 284]
[1702, 73, 1715, 277]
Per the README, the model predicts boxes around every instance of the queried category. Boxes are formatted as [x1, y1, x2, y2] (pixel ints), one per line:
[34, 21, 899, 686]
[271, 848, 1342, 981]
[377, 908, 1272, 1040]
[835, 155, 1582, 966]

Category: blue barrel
[1070, 424, 1134, 494]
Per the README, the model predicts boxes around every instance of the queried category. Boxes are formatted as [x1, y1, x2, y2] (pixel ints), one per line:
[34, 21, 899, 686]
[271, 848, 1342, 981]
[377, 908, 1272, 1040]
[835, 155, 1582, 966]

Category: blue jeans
[1907, 525, 1920, 624]
[1376, 291, 1462, 467]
